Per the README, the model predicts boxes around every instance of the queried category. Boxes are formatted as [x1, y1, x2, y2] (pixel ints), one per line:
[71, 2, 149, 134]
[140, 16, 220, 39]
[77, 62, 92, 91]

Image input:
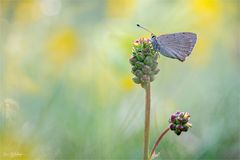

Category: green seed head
[130, 37, 160, 88]
[168, 111, 192, 136]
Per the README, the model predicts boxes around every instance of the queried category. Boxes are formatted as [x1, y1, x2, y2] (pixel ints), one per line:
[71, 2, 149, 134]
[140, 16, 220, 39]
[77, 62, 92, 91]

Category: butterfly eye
[152, 35, 156, 38]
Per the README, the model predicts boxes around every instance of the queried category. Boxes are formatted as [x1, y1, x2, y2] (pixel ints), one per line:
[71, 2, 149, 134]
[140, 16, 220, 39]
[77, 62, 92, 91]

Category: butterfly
[137, 24, 197, 62]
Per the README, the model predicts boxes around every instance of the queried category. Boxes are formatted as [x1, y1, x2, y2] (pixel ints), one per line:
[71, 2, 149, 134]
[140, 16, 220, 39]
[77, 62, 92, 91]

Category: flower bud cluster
[169, 111, 192, 135]
[130, 38, 160, 88]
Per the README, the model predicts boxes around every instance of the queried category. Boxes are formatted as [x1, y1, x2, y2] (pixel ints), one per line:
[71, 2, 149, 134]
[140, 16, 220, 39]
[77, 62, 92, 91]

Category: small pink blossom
[133, 37, 150, 46]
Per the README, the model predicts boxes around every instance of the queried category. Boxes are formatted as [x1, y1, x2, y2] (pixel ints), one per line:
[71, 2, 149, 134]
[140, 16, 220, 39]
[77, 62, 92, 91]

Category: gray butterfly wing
[156, 32, 197, 61]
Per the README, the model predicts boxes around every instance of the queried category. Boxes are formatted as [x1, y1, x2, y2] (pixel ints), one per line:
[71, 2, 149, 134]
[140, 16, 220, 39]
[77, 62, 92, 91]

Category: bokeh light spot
[47, 27, 79, 63]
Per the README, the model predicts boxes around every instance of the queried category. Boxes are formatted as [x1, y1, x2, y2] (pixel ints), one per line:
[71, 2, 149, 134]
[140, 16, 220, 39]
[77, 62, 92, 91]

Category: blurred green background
[0, 0, 239, 159]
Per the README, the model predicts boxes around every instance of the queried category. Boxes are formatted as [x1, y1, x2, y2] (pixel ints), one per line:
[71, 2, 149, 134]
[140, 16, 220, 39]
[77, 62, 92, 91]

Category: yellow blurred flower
[0, 133, 35, 160]
[121, 74, 134, 91]
[186, 0, 223, 66]
[47, 27, 79, 64]
[189, 0, 222, 28]
[192, 0, 220, 13]
[89, 56, 135, 107]
[14, 0, 41, 25]
[119, 35, 134, 55]
[106, 0, 136, 18]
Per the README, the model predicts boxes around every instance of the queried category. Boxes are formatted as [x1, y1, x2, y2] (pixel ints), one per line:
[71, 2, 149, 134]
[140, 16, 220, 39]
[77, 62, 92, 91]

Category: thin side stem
[143, 83, 151, 160]
[150, 127, 170, 159]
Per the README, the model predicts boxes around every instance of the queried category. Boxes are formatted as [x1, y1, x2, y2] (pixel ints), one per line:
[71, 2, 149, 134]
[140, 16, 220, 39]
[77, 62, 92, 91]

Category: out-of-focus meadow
[0, 0, 239, 159]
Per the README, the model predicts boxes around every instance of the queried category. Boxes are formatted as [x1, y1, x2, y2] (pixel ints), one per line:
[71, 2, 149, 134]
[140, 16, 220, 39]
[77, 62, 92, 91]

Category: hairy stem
[150, 127, 170, 159]
[143, 83, 151, 160]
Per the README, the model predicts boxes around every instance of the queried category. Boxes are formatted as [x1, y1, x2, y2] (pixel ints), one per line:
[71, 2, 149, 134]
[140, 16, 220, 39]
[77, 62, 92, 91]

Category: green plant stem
[150, 127, 170, 159]
[143, 83, 151, 160]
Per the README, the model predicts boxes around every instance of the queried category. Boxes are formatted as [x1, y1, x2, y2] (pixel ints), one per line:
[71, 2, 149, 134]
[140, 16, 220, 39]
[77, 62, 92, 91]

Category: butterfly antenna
[136, 24, 154, 35]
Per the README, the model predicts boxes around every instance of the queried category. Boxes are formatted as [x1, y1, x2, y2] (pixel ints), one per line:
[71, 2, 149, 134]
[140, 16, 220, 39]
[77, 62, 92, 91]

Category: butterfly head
[151, 33, 156, 38]
[151, 33, 157, 40]
[150, 33, 157, 45]
[150, 34, 159, 51]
